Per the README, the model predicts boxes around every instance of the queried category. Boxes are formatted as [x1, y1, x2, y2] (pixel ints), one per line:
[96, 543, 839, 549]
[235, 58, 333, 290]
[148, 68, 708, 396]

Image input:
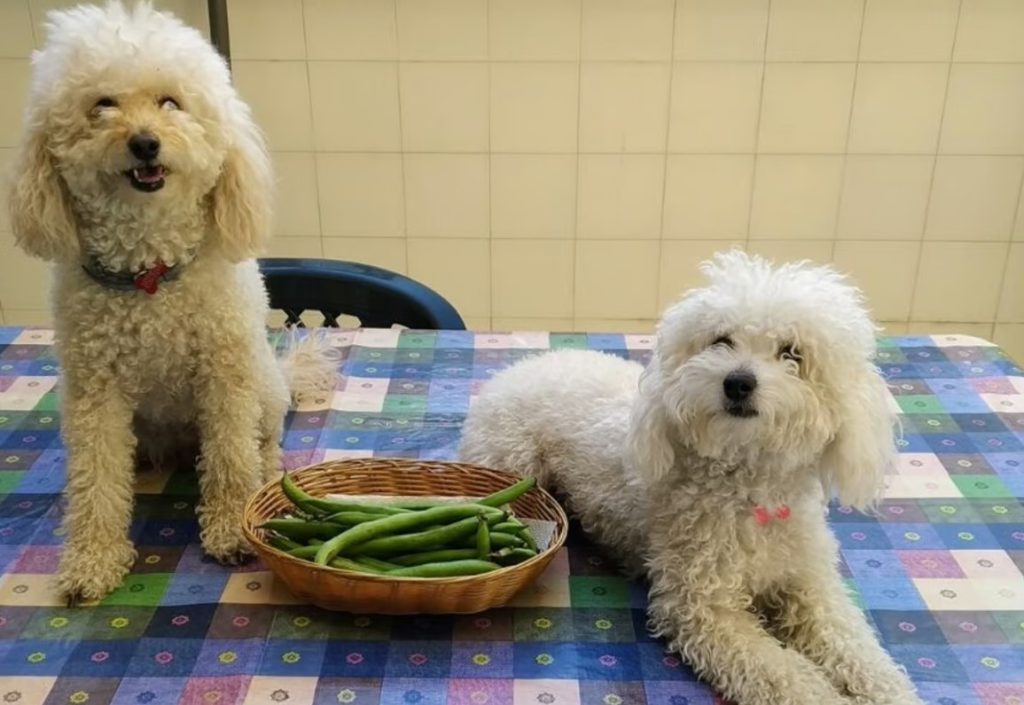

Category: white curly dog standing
[7, 2, 333, 605]
[461, 252, 922, 705]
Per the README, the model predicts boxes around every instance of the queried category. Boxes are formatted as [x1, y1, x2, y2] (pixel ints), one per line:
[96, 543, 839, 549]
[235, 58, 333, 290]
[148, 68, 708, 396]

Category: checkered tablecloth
[1, 326, 1023, 705]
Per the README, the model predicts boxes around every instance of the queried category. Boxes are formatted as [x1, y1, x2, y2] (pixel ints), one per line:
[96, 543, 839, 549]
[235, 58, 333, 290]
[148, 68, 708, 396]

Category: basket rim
[243, 458, 569, 584]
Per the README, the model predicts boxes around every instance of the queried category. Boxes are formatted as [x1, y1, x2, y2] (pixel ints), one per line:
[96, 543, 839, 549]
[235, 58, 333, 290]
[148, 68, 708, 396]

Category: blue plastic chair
[258, 258, 466, 330]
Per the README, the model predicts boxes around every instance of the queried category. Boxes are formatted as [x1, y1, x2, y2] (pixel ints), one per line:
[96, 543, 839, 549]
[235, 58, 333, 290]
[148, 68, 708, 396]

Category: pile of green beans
[260, 474, 541, 578]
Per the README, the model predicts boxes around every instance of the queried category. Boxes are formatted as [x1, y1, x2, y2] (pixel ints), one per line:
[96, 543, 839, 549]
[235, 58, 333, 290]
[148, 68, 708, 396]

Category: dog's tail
[274, 329, 341, 402]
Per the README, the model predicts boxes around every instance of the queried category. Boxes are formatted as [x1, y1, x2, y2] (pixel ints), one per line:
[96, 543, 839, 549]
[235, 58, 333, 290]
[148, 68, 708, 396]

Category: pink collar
[753, 504, 791, 526]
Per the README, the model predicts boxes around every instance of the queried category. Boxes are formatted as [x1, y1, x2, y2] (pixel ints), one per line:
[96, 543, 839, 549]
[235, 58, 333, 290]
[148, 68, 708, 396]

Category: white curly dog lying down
[7, 2, 333, 604]
[461, 252, 922, 705]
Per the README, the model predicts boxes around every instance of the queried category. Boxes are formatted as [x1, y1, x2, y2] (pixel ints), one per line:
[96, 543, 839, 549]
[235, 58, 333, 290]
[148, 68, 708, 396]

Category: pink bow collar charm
[753, 504, 791, 526]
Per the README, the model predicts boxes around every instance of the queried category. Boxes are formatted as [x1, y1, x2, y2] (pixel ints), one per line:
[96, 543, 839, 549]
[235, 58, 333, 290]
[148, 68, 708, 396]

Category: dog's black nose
[128, 132, 160, 161]
[723, 371, 757, 402]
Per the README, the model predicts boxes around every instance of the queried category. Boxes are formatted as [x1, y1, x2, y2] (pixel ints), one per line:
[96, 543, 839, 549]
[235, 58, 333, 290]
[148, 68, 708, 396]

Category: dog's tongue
[133, 165, 165, 183]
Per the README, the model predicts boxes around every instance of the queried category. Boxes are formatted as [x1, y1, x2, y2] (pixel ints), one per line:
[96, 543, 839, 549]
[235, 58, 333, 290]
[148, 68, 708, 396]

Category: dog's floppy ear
[625, 355, 677, 485]
[8, 125, 79, 261]
[822, 363, 896, 511]
[209, 96, 272, 262]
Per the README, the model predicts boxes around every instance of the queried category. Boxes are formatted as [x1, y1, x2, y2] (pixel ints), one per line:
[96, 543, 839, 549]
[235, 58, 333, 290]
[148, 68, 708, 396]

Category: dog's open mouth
[125, 164, 167, 192]
[726, 405, 758, 418]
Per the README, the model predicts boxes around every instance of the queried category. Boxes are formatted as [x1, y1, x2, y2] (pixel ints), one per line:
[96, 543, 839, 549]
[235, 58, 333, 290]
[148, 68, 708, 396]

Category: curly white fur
[461, 251, 923, 705]
[7, 1, 335, 604]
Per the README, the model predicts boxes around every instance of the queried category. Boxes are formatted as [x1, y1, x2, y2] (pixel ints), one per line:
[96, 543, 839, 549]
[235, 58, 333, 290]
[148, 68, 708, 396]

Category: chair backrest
[258, 258, 466, 330]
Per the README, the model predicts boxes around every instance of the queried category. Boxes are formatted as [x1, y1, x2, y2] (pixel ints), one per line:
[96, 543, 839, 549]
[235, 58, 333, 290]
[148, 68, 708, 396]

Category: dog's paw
[57, 540, 136, 606]
[199, 515, 255, 566]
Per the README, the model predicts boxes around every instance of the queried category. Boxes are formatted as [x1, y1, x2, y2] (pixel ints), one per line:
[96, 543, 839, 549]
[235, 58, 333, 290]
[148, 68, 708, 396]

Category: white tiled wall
[1, 0, 1024, 363]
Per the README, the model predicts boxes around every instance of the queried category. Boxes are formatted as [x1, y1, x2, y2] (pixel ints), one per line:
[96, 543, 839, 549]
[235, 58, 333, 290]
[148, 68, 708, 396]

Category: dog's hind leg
[57, 377, 139, 605]
[257, 372, 290, 484]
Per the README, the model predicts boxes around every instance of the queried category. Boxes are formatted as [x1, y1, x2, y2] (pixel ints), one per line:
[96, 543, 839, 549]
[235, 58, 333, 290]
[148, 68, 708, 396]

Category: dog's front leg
[193, 347, 264, 565]
[58, 380, 139, 605]
[647, 579, 848, 705]
[772, 572, 923, 705]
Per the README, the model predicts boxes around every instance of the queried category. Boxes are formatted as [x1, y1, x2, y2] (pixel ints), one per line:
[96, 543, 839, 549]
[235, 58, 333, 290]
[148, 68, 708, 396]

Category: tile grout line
[484, 0, 492, 330]
[829, 0, 869, 264]
[905, 0, 964, 328]
[743, 0, 773, 252]
[297, 0, 325, 260]
[654, 0, 679, 319]
[571, 0, 584, 331]
[391, 0, 409, 277]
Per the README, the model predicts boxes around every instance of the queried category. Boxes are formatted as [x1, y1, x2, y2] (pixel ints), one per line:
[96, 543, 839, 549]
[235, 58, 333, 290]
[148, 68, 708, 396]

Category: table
[0, 326, 1023, 705]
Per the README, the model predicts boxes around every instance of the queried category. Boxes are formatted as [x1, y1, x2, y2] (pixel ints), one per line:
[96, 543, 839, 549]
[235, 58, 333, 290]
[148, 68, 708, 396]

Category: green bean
[314, 503, 504, 565]
[281, 473, 411, 516]
[349, 515, 492, 557]
[353, 556, 401, 571]
[462, 531, 524, 549]
[492, 521, 526, 534]
[478, 477, 536, 507]
[287, 545, 320, 559]
[493, 547, 537, 565]
[475, 515, 490, 560]
[390, 548, 479, 566]
[260, 519, 345, 542]
[328, 557, 385, 574]
[324, 511, 392, 525]
[267, 535, 302, 552]
[386, 560, 501, 578]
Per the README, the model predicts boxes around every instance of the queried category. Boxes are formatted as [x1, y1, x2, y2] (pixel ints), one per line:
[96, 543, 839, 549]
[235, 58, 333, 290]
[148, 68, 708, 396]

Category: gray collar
[81, 255, 184, 294]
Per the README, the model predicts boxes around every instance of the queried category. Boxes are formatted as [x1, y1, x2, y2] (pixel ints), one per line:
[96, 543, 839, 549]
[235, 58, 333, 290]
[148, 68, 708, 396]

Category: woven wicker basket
[243, 458, 569, 614]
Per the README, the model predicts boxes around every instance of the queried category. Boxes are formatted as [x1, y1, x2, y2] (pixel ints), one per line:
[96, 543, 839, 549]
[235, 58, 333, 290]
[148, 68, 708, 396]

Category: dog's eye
[779, 344, 802, 362]
[712, 335, 734, 348]
[159, 96, 180, 111]
[94, 97, 118, 110]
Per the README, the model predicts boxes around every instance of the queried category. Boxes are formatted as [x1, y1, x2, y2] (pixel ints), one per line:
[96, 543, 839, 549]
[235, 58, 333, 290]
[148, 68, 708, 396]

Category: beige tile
[577, 155, 664, 239]
[271, 152, 320, 237]
[675, 0, 769, 61]
[907, 321, 995, 337]
[575, 240, 659, 319]
[1017, 180, 1024, 242]
[491, 240, 574, 318]
[745, 240, 833, 265]
[404, 154, 489, 238]
[226, 0, 305, 59]
[659, 240, 745, 309]
[308, 62, 400, 152]
[0, 148, 13, 232]
[0, 240, 49, 308]
[574, 318, 658, 333]
[265, 236, 323, 258]
[833, 241, 921, 321]
[750, 156, 843, 240]
[668, 63, 762, 154]
[765, 0, 863, 61]
[994, 323, 1024, 363]
[837, 156, 933, 240]
[911, 242, 1007, 321]
[926, 157, 1024, 242]
[396, 0, 487, 60]
[491, 63, 578, 153]
[663, 155, 754, 239]
[0, 60, 30, 148]
[489, 0, 580, 60]
[491, 317, 575, 331]
[463, 316, 492, 331]
[758, 63, 856, 154]
[955, 0, 1024, 62]
[322, 238, 407, 274]
[303, 0, 397, 60]
[2, 309, 51, 326]
[878, 322, 908, 335]
[848, 64, 947, 155]
[407, 238, 490, 318]
[231, 61, 312, 151]
[940, 65, 1024, 155]
[154, 0, 210, 36]
[579, 63, 671, 153]
[317, 154, 404, 237]
[491, 155, 576, 239]
[581, 0, 674, 61]
[0, 2, 34, 58]
[859, 0, 958, 61]
[997, 243, 1024, 322]
[399, 63, 488, 152]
